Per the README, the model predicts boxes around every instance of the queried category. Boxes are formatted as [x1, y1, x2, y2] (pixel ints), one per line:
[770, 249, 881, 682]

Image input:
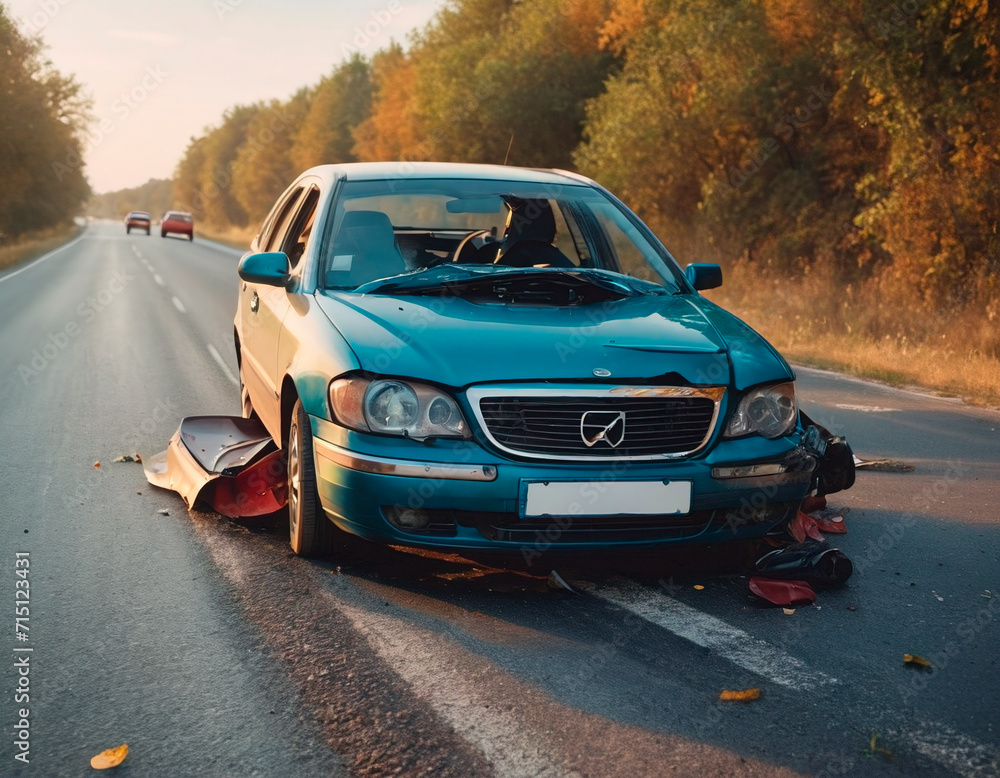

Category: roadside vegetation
[0, 222, 83, 274]
[98, 1, 1000, 404]
[0, 7, 90, 244]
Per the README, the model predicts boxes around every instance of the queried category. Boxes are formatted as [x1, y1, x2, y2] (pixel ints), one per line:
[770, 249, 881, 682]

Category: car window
[260, 186, 304, 252]
[278, 187, 320, 269]
[319, 178, 684, 292]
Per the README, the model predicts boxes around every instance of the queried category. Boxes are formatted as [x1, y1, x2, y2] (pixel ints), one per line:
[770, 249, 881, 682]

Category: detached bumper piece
[799, 410, 856, 497]
[143, 416, 287, 517]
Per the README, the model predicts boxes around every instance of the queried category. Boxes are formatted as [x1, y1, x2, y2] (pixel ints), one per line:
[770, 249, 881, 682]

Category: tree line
[88, 178, 174, 221]
[173, 0, 997, 347]
[0, 5, 90, 240]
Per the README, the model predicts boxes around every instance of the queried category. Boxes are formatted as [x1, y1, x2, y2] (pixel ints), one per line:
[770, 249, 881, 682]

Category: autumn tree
[0, 8, 90, 238]
[353, 44, 425, 161]
[232, 91, 312, 225]
[406, 0, 615, 167]
[291, 55, 371, 169]
[196, 104, 262, 228]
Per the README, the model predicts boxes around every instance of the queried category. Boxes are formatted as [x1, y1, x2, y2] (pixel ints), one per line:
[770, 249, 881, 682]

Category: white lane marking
[582, 581, 838, 691]
[899, 721, 999, 778]
[334, 600, 576, 778]
[834, 404, 900, 413]
[207, 344, 239, 387]
[153, 274, 165, 286]
[172, 296, 186, 313]
[0, 233, 86, 285]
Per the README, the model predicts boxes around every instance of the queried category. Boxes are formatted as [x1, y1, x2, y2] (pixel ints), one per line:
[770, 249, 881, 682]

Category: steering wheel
[452, 229, 495, 264]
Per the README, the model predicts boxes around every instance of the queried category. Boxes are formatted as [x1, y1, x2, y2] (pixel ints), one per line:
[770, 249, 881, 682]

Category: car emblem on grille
[580, 411, 626, 448]
[593, 368, 611, 377]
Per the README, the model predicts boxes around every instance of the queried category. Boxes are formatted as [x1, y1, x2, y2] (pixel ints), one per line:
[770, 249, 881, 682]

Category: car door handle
[250, 291, 259, 313]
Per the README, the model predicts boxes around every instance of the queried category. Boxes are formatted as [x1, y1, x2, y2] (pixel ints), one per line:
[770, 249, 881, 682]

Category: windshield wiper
[357, 267, 645, 306]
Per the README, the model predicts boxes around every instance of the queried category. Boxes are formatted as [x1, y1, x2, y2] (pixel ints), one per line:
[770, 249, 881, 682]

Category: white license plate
[522, 480, 692, 518]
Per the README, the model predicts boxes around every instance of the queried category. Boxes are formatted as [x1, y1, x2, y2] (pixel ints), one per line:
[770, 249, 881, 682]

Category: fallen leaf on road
[865, 732, 893, 759]
[93, 461, 100, 468]
[693, 584, 705, 590]
[903, 653, 933, 669]
[157, 509, 170, 516]
[90, 743, 128, 769]
[719, 688, 761, 702]
[113, 454, 142, 463]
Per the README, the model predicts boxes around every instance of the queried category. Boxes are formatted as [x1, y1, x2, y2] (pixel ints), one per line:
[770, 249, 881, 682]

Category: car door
[240, 185, 306, 435]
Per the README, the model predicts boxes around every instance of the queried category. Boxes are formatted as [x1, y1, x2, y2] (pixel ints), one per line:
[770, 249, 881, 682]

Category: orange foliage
[562, 0, 615, 56]
[598, 0, 648, 54]
[353, 50, 427, 162]
[762, 0, 820, 51]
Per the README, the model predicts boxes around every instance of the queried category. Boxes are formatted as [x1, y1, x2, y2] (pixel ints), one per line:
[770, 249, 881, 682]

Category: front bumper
[311, 415, 813, 553]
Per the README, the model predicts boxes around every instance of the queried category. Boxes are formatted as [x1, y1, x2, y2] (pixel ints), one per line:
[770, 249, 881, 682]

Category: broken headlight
[329, 377, 471, 440]
[724, 382, 797, 440]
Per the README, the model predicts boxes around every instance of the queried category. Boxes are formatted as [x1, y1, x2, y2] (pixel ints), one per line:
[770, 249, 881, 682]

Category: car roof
[164, 210, 192, 216]
[296, 161, 595, 189]
[128, 211, 149, 216]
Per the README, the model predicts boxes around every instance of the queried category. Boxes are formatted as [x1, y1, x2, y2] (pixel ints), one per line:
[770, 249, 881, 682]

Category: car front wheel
[287, 399, 333, 556]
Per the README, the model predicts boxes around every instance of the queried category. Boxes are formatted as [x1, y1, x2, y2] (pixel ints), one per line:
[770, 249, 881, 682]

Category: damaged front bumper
[144, 413, 849, 555]
[143, 416, 286, 517]
[309, 414, 814, 551]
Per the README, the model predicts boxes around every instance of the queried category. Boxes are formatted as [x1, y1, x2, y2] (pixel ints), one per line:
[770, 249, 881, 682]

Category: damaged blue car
[234, 162, 814, 557]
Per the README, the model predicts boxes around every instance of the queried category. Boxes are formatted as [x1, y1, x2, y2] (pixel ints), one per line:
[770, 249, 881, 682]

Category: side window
[279, 187, 320, 269]
[263, 187, 305, 252]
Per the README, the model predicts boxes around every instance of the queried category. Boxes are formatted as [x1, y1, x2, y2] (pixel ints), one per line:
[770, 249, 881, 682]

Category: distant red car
[125, 211, 150, 234]
[161, 210, 194, 240]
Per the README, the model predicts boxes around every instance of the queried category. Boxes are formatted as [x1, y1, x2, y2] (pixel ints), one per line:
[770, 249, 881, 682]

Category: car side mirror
[238, 252, 289, 286]
[685, 263, 723, 291]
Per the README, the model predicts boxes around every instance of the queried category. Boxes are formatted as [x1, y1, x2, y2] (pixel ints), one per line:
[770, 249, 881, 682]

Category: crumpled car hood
[315, 291, 792, 390]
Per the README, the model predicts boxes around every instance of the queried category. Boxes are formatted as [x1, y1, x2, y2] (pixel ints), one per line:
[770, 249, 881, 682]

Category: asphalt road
[1, 222, 997, 777]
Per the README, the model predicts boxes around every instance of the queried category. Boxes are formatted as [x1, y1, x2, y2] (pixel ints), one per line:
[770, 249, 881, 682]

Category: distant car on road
[125, 211, 150, 234]
[236, 162, 812, 557]
[161, 210, 194, 240]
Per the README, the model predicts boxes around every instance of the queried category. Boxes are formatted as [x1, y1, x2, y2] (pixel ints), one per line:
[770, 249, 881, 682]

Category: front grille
[477, 395, 717, 459]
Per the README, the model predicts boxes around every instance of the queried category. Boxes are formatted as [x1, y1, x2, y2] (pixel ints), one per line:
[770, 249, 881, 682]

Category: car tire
[145, 228, 150, 235]
[287, 399, 334, 557]
[126, 227, 130, 234]
[188, 234, 193, 241]
[161, 231, 166, 238]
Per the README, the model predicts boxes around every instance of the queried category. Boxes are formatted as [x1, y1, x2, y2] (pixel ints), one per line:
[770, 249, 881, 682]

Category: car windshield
[318, 178, 685, 295]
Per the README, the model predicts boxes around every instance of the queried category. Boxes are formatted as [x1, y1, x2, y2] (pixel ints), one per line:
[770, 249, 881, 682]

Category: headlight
[724, 382, 797, 439]
[329, 377, 470, 440]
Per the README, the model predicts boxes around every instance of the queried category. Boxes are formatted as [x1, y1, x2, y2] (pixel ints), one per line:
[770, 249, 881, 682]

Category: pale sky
[6, 0, 444, 193]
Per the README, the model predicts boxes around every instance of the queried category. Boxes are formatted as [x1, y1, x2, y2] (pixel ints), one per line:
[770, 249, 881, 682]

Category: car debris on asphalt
[143, 416, 286, 518]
